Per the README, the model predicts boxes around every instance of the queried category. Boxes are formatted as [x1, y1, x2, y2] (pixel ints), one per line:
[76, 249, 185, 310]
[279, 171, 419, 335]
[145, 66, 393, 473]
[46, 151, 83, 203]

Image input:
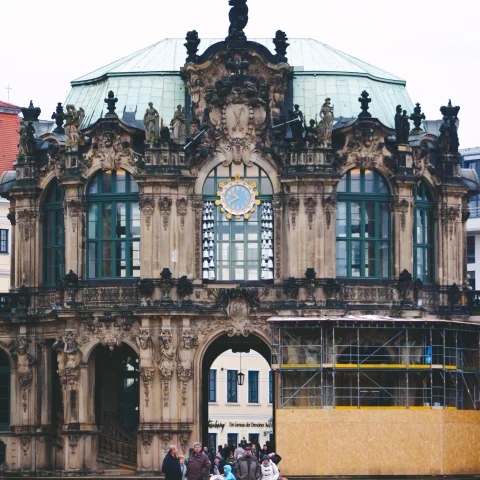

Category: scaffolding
[269, 317, 480, 410]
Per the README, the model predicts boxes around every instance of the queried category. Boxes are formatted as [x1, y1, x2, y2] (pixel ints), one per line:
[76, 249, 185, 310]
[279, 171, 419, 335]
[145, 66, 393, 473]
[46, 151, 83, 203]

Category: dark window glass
[208, 433, 217, 453]
[468, 236, 475, 264]
[468, 271, 476, 290]
[248, 371, 259, 403]
[227, 433, 238, 447]
[0, 230, 8, 254]
[414, 182, 435, 284]
[336, 169, 390, 279]
[87, 170, 140, 279]
[227, 370, 238, 403]
[209, 370, 217, 403]
[43, 180, 65, 286]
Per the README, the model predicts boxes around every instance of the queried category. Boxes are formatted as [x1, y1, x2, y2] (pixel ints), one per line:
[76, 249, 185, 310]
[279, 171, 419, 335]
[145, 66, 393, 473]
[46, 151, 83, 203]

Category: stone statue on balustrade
[143, 102, 159, 142]
[317, 98, 334, 145]
[64, 105, 85, 146]
[170, 105, 187, 144]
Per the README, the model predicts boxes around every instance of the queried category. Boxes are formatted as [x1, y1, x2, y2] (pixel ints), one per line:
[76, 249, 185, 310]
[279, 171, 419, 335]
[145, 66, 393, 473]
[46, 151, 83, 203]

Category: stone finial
[52, 102, 65, 134]
[358, 90, 372, 118]
[104, 90, 118, 118]
[410, 103, 426, 133]
[273, 30, 289, 63]
[21, 101, 41, 122]
[227, 0, 248, 41]
[185, 30, 200, 62]
[438, 99, 460, 154]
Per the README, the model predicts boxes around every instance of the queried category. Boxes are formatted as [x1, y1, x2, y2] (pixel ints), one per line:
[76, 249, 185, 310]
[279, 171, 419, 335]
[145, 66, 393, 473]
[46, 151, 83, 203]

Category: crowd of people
[162, 440, 284, 480]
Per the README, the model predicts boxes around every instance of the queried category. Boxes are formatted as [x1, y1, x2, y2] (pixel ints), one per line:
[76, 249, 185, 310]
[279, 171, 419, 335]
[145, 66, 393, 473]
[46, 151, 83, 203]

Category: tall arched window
[0, 350, 10, 430]
[414, 182, 434, 283]
[87, 169, 140, 279]
[202, 163, 274, 281]
[336, 169, 391, 278]
[43, 179, 65, 286]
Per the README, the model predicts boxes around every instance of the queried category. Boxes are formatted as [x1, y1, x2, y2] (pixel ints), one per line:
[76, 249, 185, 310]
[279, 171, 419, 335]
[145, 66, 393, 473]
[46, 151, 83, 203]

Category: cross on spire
[5, 85, 12, 102]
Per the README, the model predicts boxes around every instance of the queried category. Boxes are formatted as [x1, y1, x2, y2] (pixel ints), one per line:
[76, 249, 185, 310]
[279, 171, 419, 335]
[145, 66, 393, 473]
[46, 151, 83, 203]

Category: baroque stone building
[0, 1, 479, 476]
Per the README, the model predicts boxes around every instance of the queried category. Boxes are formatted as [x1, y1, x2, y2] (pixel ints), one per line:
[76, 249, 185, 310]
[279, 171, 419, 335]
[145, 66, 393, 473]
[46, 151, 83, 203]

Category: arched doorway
[93, 344, 139, 471]
[200, 334, 274, 453]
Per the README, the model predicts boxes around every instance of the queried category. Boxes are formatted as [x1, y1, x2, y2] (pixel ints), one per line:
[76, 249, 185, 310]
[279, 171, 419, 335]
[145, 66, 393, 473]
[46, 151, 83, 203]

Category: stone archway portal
[201, 334, 274, 448]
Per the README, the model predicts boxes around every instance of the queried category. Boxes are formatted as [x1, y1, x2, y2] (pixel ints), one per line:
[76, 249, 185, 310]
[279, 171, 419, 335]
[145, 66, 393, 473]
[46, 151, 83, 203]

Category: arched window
[202, 163, 274, 281]
[336, 169, 391, 278]
[0, 350, 10, 430]
[43, 180, 65, 286]
[414, 182, 434, 283]
[87, 169, 140, 279]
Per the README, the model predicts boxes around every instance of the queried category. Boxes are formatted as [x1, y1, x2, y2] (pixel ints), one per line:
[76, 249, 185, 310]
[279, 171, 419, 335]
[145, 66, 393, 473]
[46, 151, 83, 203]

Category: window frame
[467, 236, 475, 264]
[208, 369, 217, 403]
[202, 163, 274, 283]
[247, 370, 260, 404]
[226, 369, 238, 403]
[0, 229, 8, 254]
[86, 170, 140, 280]
[43, 180, 65, 286]
[413, 182, 435, 284]
[336, 169, 391, 279]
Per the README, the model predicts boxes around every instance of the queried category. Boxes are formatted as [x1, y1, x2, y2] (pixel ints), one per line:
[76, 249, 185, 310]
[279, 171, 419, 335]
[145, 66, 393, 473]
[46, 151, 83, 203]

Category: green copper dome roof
[66, 38, 413, 128]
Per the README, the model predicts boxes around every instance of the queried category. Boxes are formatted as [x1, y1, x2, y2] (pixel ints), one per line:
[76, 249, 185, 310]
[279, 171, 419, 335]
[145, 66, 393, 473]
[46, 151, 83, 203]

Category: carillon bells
[261, 201, 274, 280]
[202, 201, 216, 280]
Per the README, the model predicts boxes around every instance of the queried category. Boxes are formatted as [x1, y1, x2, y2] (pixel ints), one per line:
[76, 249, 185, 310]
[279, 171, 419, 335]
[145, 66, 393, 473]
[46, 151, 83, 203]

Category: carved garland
[159, 197, 173, 231]
[288, 197, 299, 229]
[322, 195, 337, 229]
[17, 210, 36, 241]
[304, 197, 317, 230]
[64, 199, 86, 233]
[20, 436, 30, 456]
[68, 434, 81, 454]
[141, 432, 154, 453]
[273, 199, 283, 279]
[179, 432, 191, 454]
[440, 205, 461, 240]
[139, 197, 155, 231]
[392, 198, 411, 232]
[176, 198, 188, 229]
[140, 367, 155, 407]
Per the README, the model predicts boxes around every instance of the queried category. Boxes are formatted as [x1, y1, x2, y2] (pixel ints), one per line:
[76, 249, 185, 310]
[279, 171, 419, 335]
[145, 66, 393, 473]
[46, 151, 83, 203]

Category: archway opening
[93, 344, 139, 470]
[201, 334, 274, 468]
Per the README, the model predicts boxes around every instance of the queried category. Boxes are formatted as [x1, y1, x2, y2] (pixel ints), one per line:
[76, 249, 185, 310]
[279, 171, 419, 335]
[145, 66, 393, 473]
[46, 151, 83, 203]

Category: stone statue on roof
[143, 102, 159, 142]
[318, 98, 334, 145]
[170, 105, 186, 144]
[228, 0, 249, 41]
[64, 105, 85, 146]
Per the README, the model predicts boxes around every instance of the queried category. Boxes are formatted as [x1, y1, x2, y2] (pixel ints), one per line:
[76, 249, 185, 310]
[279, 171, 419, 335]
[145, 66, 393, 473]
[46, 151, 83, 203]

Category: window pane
[131, 204, 140, 236]
[55, 211, 63, 245]
[233, 243, 244, 261]
[336, 241, 347, 277]
[260, 177, 273, 195]
[116, 203, 127, 238]
[247, 244, 258, 261]
[351, 241, 361, 277]
[379, 243, 389, 278]
[247, 262, 258, 280]
[365, 241, 376, 277]
[232, 223, 244, 241]
[364, 169, 374, 193]
[233, 263, 245, 280]
[102, 242, 113, 277]
[217, 262, 230, 281]
[116, 242, 126, 277]
[102, 204, 113, 238]
[336, 202, 347, 237]
[130, 177, 139, 193]
[337, 177, 346, 193]
[217, 243, 230, 262]
[350, 169, 361, 192]
[379, 203, 389, 238]
[88, 243, 97, 278]
[203, 178, 215, 195]
[416, 210, 423, 244]
[88, 204, 98, 239]
[217, 223, 230, 241]
[365, 203, 375, 238]
[116, 169, 126, 193]
[350, 203, 361, 237]
[246, 222, 259, 241]
[88, 177, 98, 194]
[132, 241, 140, 275]
[102, 170, 112, 193]
[416, 247, 424, 279]
[426, 211, 433, 245]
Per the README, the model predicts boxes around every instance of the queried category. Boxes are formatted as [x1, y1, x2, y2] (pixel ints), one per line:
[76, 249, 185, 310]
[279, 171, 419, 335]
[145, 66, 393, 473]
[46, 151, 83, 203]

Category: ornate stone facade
[0, 2, 478, 477]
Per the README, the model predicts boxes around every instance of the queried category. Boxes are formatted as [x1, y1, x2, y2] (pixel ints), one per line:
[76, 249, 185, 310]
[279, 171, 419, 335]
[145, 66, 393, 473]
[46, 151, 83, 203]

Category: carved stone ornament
[440, 205, 460, 239]
[391, 198, 411, 232]
[339, 121, 391, 169]
[10, 336, 36, 413]
[159, 197, 172, 231]
[83, 125, 138, 173]
[42, 146, 65, 178]
[159, 433, 172, 453]
[64, 104, 85, 147]
[176, 198, 188, 229]
[139, 196, 155, 231]
[64, 199, 86, 233]
[141, 432, 154, 453]
[140, 367, 155, 407]
[288, 197, 299, 229]
[179, 432, 191, 454]
[17, 210, 36, 241]
[304, 197, 317, 230]
[68, 434, 81, 454]
[158, 328, 176, 407]
[20, 435, 30, 456]
[322, 195, 337, 229]
[177, 330, 195, 406]
[78, 318, 137, 352]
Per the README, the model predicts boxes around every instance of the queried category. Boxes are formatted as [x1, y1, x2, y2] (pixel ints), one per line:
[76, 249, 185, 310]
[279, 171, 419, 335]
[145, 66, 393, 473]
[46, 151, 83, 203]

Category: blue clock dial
[216, 175, 260, 220]
[225, 184, 251, 212]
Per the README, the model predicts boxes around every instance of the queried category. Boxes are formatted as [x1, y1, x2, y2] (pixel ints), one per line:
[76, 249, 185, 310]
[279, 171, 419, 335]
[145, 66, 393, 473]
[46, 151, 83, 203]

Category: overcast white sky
[1, 0, 479, 147]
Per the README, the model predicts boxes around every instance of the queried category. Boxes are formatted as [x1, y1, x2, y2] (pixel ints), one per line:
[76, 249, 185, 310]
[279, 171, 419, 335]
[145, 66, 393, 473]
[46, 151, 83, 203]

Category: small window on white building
[468, 271, 476, 290]
[467, 236, 475, 264]
[0, 229, 8, 254]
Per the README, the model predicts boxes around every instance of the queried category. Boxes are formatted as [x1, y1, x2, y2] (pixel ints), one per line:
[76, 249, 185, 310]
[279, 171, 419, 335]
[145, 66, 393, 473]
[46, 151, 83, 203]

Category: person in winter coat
[186, 442, 210, 480]
[237, 446, 261, 480]
[226, 450, 237, 474]
[212, 455, 224, 475]
[268, 452, 282, 465]
[162, 445, 182, 480]
[179, 456, 188, 480]
[234, 443, 245, 460]
[224, 464, 236, 480]
[260, 455, 279, 480]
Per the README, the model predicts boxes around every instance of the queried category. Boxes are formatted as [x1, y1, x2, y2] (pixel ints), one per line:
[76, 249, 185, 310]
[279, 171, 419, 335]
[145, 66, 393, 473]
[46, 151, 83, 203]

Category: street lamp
[238, 352, 245, 386]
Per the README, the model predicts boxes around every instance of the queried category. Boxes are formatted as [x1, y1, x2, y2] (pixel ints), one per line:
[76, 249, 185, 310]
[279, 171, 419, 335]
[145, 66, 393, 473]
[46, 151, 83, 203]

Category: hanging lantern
[237, 371, 245, 386]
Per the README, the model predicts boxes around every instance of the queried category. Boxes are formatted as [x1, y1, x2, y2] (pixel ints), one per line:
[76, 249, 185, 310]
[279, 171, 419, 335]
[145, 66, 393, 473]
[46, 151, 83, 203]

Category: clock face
[215, 174, 261, 220]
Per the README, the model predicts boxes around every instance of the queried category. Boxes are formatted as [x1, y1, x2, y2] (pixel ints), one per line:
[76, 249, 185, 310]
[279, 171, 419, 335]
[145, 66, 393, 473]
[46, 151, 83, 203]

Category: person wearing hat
[260, 455, 279, 480]
[236, 445, 261, 480]
[186, 442, 210, 480]
[212, 455, 224, 475]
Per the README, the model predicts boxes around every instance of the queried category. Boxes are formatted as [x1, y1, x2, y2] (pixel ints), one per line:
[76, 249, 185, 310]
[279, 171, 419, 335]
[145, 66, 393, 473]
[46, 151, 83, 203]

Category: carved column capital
[322, 195, 337, 229]
[176, 198, 188, 229]
[159, 197, 173, 231]
[287, 196, 299, 229]
[139, 196, 155, 231]
[304, 197, 317, 230]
